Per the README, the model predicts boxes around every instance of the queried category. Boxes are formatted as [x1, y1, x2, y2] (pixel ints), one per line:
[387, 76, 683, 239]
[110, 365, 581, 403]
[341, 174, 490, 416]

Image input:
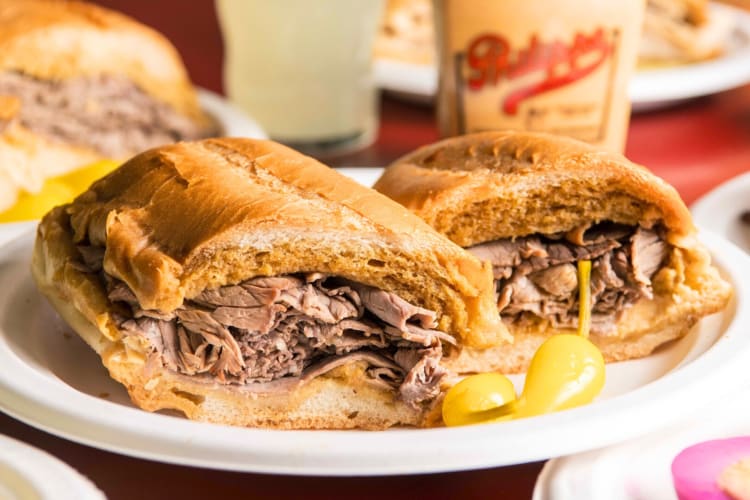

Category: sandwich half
[0, 0, 218, 211]
[374, 131, 732, 373]
[32, 138, 503, 429]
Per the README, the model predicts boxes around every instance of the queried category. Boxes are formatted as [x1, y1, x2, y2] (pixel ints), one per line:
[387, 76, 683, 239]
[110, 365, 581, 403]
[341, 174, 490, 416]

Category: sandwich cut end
[374, 131, 732, 373]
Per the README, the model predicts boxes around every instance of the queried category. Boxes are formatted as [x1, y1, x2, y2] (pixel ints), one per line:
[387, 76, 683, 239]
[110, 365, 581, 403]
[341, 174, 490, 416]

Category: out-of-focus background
[88, 0, 750, 203]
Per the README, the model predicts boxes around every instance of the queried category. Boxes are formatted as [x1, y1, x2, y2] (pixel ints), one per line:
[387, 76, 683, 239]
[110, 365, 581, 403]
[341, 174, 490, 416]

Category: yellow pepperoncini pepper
[0, 160, 120, 223]
[442, 260, 606, 426]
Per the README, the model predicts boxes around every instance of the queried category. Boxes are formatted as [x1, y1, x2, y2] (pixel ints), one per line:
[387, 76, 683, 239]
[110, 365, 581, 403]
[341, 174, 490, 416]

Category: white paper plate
[0, 433, 104, 500]
[373, 58, 436, 104]
[336, 166, 385, 188]
[533, 383, 750, 500]
[0, 204, 747, 475]
[691, 171, 750, 254]
[374, 3, 750, 112]
[198, 88, 266, 139]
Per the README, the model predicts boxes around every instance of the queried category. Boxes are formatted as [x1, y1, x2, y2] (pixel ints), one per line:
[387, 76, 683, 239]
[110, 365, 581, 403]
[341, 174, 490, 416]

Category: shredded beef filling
[74, 247, 450, 408]
[0, 71, 219, 157]
[467, 223, 669, 334]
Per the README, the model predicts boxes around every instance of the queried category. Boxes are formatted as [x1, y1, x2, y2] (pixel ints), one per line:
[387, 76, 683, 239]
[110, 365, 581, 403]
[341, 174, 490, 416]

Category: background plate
[0, 433, 104, 500]
[0, 220, 747, 475]
[533, 383, 750, 500]
[630, 3, 750, 111]
[691, 171, 750, 254]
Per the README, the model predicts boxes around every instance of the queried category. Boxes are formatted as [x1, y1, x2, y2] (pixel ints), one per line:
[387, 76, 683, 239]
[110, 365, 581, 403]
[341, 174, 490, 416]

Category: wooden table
[0, 2, 748, 499]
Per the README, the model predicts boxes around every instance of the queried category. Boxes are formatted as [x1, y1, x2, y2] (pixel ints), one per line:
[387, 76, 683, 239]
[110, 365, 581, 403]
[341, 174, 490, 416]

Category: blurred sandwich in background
[639, 0, 735, 66]
[0, 0, 219, 212]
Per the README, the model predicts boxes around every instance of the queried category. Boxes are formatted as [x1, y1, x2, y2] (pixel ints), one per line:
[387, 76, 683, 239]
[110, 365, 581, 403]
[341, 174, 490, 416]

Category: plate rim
[0, 229, 747, 476]
[691, 170, 750, 224]
[0, 433, 105, 500]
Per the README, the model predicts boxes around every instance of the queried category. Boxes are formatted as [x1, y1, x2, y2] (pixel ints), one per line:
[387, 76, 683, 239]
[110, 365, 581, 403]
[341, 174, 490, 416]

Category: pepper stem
[577, 260, 592, 338]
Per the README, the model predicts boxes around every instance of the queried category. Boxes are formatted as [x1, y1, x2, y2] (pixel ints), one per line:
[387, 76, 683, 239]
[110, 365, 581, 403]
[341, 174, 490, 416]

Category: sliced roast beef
[303, 351, 402, 384]
[349, 284, 437, 330]
[467, 223, 669, 334]
[95, 267, 450, 408]
[395, 343, 445, 407]
[76, 245, 105, 272]
[529, 263, 578, 297]
[631, 227, 669, 287]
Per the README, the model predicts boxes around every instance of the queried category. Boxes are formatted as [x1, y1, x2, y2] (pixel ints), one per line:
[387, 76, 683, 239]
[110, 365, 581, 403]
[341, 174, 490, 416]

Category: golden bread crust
[0, 0, 204, 120]
[374, 131, 694, 247]
[375, 131, 732, 372]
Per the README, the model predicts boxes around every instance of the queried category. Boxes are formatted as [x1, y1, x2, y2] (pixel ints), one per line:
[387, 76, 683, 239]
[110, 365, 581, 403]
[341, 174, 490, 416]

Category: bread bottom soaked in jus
[467, 222, 670, 335]
[74, 242, 452, 409]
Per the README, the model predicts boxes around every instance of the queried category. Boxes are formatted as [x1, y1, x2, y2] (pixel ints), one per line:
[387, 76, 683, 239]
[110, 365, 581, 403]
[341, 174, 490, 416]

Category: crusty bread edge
[373, 131, 695, 246]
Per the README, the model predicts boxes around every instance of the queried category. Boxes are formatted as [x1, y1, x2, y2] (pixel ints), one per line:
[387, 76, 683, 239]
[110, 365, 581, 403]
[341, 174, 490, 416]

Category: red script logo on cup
[466, 28, 613, 115]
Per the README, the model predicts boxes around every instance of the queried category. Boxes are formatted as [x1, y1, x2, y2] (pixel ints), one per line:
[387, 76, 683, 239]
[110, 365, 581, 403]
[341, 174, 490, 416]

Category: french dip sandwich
[0, 0, 218, 211]
[32, 138, 505, 429]
[374, 131, 732, 372]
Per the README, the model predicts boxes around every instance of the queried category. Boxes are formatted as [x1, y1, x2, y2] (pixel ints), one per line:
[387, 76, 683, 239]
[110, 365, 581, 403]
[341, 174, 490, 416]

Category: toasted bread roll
[32, 138, 503, 429]
[374, 131, 732, 372]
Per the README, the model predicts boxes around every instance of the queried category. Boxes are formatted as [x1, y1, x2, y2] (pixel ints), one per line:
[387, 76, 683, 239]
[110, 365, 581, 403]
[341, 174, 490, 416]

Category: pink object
[672, 437, 750, 500]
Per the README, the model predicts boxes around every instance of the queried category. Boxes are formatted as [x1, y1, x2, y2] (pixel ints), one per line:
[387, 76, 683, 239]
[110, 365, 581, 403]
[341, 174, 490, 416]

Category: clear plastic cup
[217, 0, 385, 157]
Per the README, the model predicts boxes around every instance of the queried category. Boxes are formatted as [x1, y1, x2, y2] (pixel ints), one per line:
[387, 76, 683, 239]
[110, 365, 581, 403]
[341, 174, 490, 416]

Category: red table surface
[1, 2, 748, 500]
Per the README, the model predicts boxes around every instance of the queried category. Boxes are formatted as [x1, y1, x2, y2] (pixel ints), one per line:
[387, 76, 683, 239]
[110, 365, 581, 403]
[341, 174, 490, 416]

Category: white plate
[198, 88, 266, 139]
[0, 218, 747, 475]
[336, 166, 385, 188]
[373, 58, 436, 104]
[691, 171, 750, 254]
[0, 222, 33, 249]
[533, 385, 750, 500]
[374, 3, 750, 112]
[0, 433, 104, 500]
